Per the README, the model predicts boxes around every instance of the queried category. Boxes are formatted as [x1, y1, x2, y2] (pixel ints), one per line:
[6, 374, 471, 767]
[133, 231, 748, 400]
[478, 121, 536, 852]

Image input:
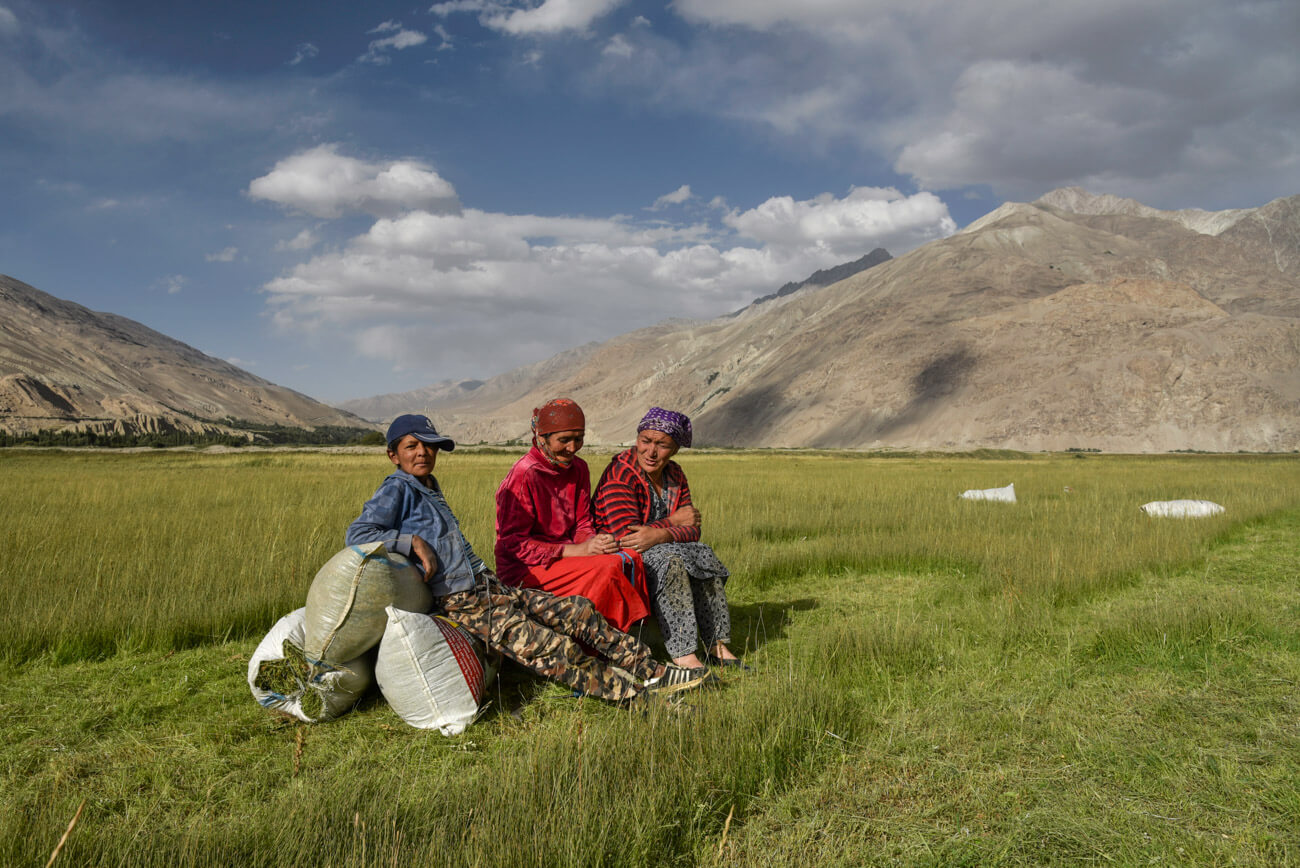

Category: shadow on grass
[473, 597, 819, 721]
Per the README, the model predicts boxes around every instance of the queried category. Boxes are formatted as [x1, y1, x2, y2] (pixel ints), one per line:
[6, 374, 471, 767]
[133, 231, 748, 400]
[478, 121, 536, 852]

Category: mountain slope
[0, 275, 373, 438]
[368, 188, 1299, 452]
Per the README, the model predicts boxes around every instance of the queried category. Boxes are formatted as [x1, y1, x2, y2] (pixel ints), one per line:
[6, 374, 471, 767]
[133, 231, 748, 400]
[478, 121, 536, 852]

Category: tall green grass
[1, 448, 1298, 866]
[2, 449, 1296, 664]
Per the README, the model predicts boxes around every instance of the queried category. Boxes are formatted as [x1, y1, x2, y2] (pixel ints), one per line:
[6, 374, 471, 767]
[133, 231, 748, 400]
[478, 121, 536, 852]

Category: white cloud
[158, 274, 187, 295]
[435, 0, 625, 36]
[247, 144, 461, 219]
[289, 42, 318, 65]
[603, 33, 633, 59]
[258, 161, 956, 377]
[429, 1, 492, 14]
[359, 23, 428, 64]
[206, 246, 239, 262]
[584, 0, 1300, 209]
[0, 5, 18, 35]
[651, 184, 693, 210]
[1, 54, 308, 145]
[724, 188, 956, 259]
[275, 229, 319, 251]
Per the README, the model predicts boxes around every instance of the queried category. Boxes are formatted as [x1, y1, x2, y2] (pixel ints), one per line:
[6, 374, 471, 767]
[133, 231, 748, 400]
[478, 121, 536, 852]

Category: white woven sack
[248, 608, 374, 723]
[960, 483, 1016, 503]
[1140, 499, 1225, 518]
[303, 542, 433, 667]
[376, 606, 489, 735]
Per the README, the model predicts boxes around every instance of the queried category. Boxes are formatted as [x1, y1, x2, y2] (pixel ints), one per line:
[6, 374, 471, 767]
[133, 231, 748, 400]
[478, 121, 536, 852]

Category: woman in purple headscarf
[593, 408, 744, 672]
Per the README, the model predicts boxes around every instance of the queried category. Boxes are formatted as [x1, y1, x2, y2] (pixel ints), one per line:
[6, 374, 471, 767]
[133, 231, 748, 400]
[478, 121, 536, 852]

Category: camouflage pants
[438, 578, 661, 702]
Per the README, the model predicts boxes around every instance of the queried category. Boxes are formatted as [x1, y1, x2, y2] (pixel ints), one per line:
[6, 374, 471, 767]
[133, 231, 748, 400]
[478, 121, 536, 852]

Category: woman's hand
[667, 505, 701, 528]
[565, 533, 620, 558]
[410, 534, 440, 582]
[619, 524, 670, 553]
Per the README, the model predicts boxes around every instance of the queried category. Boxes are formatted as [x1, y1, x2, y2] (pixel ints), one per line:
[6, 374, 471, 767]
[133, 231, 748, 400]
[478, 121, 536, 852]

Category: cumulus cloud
[257, 157, 956, 377]
[434, 0, 625, 36]
[651, 184, 692, 210]
[206, 246, 239, 262]
[0, 5, 18, 35]
[585, 0, 1300, 208]
[726, 188, 956, 257]
[247, 144, 461, 219]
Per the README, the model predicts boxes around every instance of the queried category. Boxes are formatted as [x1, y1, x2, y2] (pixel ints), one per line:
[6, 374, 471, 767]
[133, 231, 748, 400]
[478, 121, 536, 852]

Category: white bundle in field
[303, 542, 433, 667]
[1140, 500, 1225, 518]
[248, 609, 373, 723]
[960, 483, 1017, 503]
[376, 607, 493, 735]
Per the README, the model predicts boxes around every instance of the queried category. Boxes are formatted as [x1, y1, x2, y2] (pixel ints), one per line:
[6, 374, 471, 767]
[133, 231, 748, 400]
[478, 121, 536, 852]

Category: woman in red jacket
[494, 398, 651, 634]
[594, 407, 744, 671]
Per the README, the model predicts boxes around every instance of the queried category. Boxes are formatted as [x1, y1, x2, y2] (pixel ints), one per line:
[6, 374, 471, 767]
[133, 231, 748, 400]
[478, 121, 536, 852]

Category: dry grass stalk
[44, 800, 85, 868]
[293, 726, 305, 777]
[715, 804, 734, 864]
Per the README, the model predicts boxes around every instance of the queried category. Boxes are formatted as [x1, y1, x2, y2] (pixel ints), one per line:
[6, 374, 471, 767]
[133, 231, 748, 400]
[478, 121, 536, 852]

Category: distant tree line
[0, 421, 385, 449]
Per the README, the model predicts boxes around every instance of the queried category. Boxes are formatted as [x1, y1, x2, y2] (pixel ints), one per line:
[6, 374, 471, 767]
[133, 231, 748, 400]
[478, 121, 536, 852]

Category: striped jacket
[593, 448, 701, 543]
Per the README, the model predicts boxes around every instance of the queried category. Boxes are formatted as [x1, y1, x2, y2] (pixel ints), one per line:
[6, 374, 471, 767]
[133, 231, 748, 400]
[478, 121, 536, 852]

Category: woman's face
[388, 434, 438, 478]
[635, 429, 678, 478]
[541, 429, 584, 467]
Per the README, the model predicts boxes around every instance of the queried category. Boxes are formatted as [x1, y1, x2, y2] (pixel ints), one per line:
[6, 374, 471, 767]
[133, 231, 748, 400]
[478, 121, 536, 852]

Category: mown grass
[1, 448, 1298, 865]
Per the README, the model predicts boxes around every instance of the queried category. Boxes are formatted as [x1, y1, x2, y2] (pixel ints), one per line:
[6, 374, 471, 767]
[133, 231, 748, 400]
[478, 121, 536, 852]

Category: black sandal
[705, 654, 753, 672]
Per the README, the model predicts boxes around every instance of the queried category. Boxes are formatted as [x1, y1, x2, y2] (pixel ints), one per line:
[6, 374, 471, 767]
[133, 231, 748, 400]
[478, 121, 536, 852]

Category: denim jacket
[345, 469, 485, 597]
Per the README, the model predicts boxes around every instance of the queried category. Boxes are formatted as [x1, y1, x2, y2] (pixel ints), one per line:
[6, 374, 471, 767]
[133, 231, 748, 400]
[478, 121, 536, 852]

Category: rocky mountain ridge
[348, 187, 1300, 452]
[0, 275, 373, 439]
[736, 248, 893, 312]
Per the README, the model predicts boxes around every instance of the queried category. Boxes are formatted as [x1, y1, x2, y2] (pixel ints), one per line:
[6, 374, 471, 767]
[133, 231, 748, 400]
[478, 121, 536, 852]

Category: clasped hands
[617, 505, 702, 554]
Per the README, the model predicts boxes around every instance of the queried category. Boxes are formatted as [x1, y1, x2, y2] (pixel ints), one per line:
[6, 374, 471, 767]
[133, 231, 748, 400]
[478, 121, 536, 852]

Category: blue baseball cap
[385, 414, 456, 452]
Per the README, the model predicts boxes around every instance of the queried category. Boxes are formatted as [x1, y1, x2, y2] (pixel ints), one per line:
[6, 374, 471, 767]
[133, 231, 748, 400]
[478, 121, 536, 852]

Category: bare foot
[709, 644, 739, 662]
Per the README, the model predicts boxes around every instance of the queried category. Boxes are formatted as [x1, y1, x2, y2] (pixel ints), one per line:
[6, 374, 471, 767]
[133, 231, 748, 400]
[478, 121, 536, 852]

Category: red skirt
[519, 550, 650, 633]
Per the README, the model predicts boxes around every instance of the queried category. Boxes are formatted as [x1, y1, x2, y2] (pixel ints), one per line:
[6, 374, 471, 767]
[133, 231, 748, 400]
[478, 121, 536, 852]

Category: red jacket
[494, 446, 598, 586]
[593, 448, 700, 543]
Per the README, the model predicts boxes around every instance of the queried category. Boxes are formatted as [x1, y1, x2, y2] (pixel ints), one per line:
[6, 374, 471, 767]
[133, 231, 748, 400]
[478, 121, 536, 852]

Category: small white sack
[960, 483, 1017, 503]
[303, 541, 433, 667]
[1140, 499, 1225, 518]
[376, 606, 490, 736]
[248, 608, 373, 723]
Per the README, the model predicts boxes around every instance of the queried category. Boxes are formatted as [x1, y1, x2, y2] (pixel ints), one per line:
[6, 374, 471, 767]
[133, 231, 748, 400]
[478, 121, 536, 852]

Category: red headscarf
[532, 398, 585, 466]
[533, 398, 585, 437]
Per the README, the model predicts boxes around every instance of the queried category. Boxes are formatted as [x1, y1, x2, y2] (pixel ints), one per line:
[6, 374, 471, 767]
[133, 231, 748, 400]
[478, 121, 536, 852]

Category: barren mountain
[350, 188, 1300, 452]
[0, 275, 372, 439]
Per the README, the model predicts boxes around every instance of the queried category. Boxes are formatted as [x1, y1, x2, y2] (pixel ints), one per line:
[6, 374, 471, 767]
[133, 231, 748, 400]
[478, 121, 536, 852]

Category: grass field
[2, 447, 1298, 865]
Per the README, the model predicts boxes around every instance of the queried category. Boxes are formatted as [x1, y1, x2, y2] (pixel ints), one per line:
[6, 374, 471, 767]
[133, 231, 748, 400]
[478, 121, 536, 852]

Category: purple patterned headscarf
[637, 407, 692, 449]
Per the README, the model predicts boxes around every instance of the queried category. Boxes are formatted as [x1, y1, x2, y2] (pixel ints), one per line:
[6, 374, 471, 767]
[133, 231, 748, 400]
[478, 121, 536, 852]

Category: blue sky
[1, 0, 1296, 404]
